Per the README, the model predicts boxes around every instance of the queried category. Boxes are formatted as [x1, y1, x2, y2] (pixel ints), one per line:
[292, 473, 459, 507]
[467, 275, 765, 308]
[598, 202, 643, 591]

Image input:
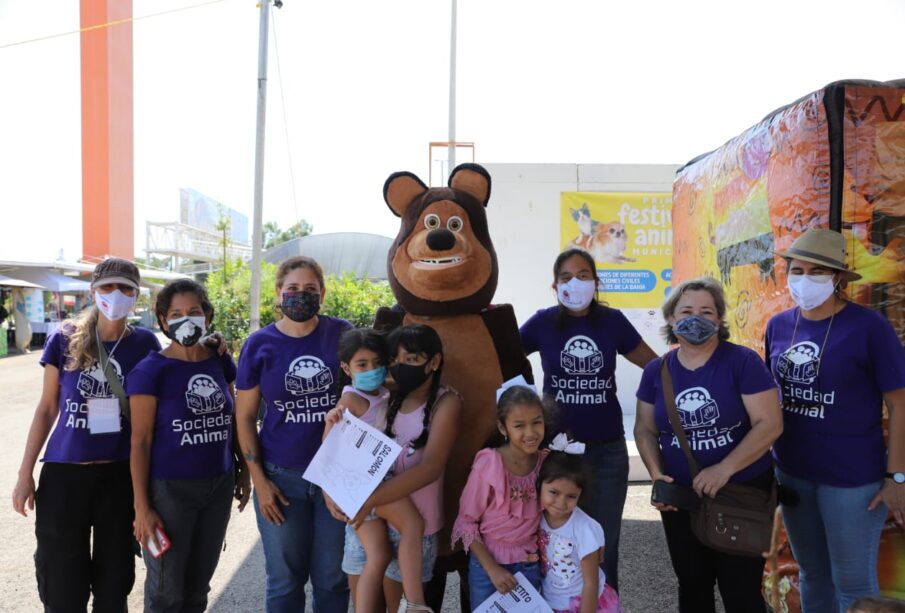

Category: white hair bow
[495, 374, 536, 403]
[549, 433, 585, 455]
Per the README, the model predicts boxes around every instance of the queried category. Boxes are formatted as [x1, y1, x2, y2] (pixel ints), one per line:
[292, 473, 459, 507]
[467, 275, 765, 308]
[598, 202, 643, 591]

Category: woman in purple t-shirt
[635, 276, 782, 613]
[519, 248, 656, 592]
[235, 256, 352, 612]
[765, 229, 905, 613]
[11, 258, 161, 612]
[129, 279, 249, 612]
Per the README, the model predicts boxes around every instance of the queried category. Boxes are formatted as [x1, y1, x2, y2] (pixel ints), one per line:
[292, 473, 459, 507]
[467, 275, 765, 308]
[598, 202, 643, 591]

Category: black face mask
[281, 290, 320, 323]
[390, 361, 433, 395]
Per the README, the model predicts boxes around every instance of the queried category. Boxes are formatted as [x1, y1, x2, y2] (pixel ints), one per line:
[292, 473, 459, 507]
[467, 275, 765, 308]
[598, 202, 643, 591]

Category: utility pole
[447, 0, 457, 177]
[249, 0, 271, 333]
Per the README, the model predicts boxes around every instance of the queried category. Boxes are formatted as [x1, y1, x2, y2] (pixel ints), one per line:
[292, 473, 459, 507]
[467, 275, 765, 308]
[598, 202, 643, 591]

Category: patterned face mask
[673, 315, 718, 345]
[280, 290, 321, 322]
[166, 316, 207, 347]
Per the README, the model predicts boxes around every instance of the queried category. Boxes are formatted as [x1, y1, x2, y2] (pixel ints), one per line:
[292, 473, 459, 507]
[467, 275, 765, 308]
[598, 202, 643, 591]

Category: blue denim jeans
[254, 462, 349, 613]
[776, 468, 886, 613]
[577, 437, 629, 592]
[467, 554, 541, 609]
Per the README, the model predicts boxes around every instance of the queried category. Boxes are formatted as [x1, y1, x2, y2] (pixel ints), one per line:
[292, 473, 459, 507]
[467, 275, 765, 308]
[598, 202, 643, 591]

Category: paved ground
[0, 350, 724, 612]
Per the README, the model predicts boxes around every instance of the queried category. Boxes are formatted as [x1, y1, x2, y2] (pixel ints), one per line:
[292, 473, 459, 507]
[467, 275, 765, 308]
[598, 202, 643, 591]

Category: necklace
[95, 325, 127, 373]
[780, 301, 837, 404]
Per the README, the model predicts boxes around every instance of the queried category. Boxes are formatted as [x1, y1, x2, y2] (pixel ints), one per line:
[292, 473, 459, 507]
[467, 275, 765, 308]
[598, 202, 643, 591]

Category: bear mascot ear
[448, 163, 491, 207]
[383, 172, 429, 218]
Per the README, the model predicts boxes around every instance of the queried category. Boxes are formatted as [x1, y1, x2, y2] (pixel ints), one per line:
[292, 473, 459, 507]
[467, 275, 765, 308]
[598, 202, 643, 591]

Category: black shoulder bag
[660, 356, 776, 557]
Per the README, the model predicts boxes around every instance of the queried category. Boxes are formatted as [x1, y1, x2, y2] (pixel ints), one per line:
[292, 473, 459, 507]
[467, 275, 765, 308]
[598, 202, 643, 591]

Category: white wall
[482, 163, 679, 479]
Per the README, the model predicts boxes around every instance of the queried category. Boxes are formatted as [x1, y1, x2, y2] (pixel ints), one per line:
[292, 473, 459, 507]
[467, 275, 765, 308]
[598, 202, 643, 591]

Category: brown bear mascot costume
[376, 163, 533, 611]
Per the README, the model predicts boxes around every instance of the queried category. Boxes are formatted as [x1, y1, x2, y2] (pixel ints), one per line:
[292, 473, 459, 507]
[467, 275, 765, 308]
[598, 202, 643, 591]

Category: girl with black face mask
[326, 324, 463, 613]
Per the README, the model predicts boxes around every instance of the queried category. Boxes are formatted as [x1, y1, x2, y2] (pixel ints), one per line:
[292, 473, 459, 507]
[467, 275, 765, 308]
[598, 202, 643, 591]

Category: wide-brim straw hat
[775, 228, 862, 282]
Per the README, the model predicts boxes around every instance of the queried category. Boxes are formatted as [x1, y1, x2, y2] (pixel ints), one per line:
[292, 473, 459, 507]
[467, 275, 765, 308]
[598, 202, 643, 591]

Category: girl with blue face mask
[323, 327, 434, 613]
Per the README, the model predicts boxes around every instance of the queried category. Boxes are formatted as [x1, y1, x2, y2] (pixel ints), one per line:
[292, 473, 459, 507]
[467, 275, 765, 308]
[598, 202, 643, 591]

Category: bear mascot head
[383, 163, 497, 316]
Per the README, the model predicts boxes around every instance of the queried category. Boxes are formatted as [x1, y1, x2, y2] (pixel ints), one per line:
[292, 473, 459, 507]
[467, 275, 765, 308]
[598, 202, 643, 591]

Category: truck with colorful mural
[671, 79, 905, 610]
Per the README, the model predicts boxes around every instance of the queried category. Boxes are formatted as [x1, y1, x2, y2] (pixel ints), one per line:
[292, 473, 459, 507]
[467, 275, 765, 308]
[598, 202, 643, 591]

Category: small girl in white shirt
[538, 435, 623, 613]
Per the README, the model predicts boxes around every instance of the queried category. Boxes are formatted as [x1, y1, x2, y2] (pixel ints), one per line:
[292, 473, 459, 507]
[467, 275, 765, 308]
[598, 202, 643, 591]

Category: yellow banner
[560, 192, 673, 308]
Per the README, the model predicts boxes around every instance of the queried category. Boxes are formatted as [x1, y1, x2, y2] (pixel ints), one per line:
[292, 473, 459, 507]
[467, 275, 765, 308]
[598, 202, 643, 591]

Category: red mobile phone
[145, 526, 171, 558]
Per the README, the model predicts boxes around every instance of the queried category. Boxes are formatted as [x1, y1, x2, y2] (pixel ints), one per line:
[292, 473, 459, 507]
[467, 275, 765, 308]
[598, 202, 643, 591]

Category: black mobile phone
[651, 480, 701, 511]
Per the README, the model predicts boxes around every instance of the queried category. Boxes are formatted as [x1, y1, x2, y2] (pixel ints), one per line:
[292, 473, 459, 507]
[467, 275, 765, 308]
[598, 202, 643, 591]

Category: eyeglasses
[95, 283, 138, 296]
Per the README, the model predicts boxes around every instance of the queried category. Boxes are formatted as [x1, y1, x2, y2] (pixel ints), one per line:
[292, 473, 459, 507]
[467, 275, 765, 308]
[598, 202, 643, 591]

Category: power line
[0, 0, 226, 50]
[269, 9, 300, 224]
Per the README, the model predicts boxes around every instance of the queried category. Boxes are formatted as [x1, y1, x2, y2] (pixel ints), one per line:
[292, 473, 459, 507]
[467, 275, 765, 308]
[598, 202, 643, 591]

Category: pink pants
[553, 583, 623, 613]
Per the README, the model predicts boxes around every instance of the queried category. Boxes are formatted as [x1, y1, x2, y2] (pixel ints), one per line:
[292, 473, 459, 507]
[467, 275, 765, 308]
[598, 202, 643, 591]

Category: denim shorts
[341, 523, 437, 582]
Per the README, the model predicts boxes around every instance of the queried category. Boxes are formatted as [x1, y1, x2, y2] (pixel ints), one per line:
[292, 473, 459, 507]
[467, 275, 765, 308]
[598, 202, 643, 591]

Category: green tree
[323, 273, 396, 328]
[263, 220, 313, 250]
[206, 258, 278, 352]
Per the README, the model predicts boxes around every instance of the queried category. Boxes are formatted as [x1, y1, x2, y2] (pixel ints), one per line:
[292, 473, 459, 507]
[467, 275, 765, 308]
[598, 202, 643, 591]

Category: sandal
[397, 597, 434, 613]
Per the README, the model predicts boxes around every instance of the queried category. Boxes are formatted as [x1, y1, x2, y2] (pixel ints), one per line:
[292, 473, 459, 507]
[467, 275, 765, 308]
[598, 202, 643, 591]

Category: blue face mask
[673, 315, 718, 345]
[352, 366, 388, 392]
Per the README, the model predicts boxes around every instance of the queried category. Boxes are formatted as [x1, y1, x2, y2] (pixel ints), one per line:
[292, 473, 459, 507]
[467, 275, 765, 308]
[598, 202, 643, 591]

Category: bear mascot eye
[424, 214, 441, 230]
[447, 216, 464, 232]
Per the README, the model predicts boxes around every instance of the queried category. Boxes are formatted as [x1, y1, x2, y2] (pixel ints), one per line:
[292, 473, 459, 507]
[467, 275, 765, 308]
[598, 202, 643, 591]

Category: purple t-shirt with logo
[127, 351, 236, 480]
[40, 326, 161, 463]
[520, 306, 643, 441]
[766, 303, 905, 487]
[636, 342, 777, 486]
[236, 317, 352, 471]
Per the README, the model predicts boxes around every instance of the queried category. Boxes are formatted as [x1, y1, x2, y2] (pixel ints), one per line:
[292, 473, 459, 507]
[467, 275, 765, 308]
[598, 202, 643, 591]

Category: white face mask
[94, 290, 136, 321]
[166, 316, 207, 347]
[557, 278, 597, 312]
[788, 274, 836, 311]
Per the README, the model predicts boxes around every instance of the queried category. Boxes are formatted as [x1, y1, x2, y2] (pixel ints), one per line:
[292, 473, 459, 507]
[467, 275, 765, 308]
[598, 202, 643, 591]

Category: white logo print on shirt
[560, 335, 603, 375]
[671, 386, 742, 452]
[285, 355, 334, 395]
[675, 386, 720, 429]
[185, 374, 226, 415]
[777, 341, 821, 384]
[77, 358, 124, 399]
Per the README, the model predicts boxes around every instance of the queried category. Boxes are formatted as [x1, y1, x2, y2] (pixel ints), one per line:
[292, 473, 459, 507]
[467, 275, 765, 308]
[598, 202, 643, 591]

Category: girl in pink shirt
[452, 386, 550, 607]
[324, 328, 429, 613]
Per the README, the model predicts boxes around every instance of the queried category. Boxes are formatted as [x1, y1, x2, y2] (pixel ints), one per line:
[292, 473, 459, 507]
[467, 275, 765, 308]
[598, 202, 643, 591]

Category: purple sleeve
[222, 355, 238, 385]
[125, 356, 161, 397]
[613, 309, 643, 356]
[148, 333, 163, 352]
[39, 330, 65, 369]
[868, 315, 905, 393]
[636, 357, 661, 404]
[737, 347, 778, 395]
[519, 312, 541, 355]
[235, 334, 261, 390]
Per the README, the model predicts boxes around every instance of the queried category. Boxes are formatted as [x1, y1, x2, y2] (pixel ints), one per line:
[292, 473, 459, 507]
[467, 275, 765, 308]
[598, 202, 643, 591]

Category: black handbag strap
[660, 354, 701, 478]
[97, 332, 131, 423]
